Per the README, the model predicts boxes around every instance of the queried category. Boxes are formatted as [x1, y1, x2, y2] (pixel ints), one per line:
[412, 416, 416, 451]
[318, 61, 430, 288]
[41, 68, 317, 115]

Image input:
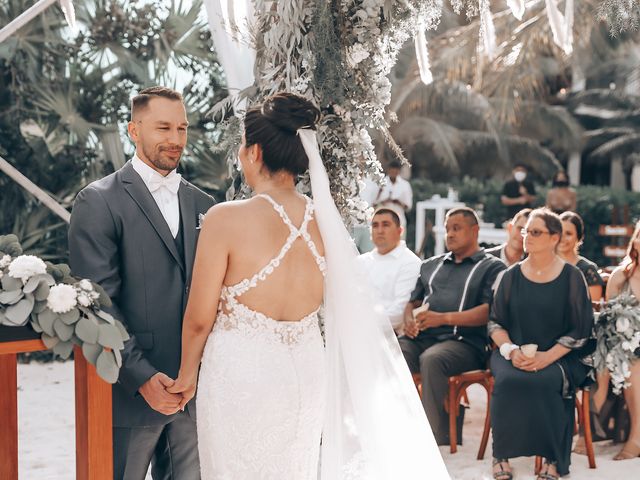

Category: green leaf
[96, 350, 119, 384]
[98, 323, 124, 350]
[53, 318, 74, 341]
[23, 275, 41, 293]
[1, 275, 22, 291]
[41, 333, 59, 349]
[75, 317, 99, 344]
[0, 289, 24, 305]
[38, 308, 57, 336]
[4, 296, 35, 325]
[81, 342, 102, 366]
[95, 309, 115, 324]
[59, 308, 80, 325]
[114, 320, 130, 341]
[52, 340, 74, 359]
[93, 283, 112, 308]
[34, 282, 50, 302]
[32, 299, 48, 313]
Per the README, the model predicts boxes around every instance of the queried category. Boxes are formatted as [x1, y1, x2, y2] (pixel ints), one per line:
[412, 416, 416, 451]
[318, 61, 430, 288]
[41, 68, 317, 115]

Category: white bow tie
[148, 172, 181, 194]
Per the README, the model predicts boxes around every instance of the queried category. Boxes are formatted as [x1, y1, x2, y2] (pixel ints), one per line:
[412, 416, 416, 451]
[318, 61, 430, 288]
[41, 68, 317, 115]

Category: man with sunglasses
[486, 208, 531, 266]
[399, 206, 506, 446]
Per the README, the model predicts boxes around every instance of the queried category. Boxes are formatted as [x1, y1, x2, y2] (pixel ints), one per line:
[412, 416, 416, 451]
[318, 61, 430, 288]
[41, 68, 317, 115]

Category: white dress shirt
[374, 175, 413, 211]
[131, 155, 181, 238]
[357, 242, 422, 332]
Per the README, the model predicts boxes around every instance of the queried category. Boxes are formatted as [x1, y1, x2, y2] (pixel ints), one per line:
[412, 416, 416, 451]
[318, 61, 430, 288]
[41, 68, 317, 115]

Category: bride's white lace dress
[196, 194, 327, 480]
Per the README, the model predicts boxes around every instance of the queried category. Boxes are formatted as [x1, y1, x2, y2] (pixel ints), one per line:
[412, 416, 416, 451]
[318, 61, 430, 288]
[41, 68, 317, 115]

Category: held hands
[403, 317, 419, 339]
[511, 350, 552, 372]
[138, 372, 183, 415]
[166, 373, 197, 411]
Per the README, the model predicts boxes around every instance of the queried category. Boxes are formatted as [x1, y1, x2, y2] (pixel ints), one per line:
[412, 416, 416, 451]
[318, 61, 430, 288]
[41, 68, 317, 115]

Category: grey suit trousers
[399, 336, 483, 445]
[113, 411, 200, 480]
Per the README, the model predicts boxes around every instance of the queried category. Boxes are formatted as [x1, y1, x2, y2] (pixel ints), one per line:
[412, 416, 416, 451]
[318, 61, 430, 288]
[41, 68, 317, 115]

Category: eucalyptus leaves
[594, 293, 640, 394]
[0, 234, 129, 384]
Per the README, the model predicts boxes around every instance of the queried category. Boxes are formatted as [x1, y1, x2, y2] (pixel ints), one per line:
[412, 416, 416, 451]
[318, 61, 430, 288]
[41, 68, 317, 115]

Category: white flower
[8, 255, 47, 282]
[615, 317, 630, 333]
[47, 284, 78, 314]
[77, 293, 92, 307]
[347, 44, 370, 67]
[0, 254, 11, 268]
[78, 279, 93, 291]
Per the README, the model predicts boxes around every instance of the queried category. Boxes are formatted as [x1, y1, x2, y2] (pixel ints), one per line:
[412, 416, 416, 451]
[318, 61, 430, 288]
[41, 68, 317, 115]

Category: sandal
[492, 458, 513, 480]
[613, 439, 640, 460]
[536, 459, 559, 480]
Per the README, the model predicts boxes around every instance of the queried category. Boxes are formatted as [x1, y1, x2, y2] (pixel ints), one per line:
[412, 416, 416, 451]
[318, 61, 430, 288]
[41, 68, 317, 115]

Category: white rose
[622, 341, 632, 351]
[47, 284, 78, 314]
[0, 254, 11, 268]
[78, 279, 93, 291]
[77, 293, 92, 307]
[8, 255, 47, 282]
[616, 317, 631, 333]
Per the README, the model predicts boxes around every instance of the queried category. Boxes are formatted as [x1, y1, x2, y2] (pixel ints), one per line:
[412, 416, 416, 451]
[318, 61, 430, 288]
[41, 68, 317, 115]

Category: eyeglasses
[521, 228, 551, 237]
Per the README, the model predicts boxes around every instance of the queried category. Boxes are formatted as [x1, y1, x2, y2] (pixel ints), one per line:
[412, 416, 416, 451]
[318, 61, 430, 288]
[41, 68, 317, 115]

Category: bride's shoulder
[200, 199, 253, 229]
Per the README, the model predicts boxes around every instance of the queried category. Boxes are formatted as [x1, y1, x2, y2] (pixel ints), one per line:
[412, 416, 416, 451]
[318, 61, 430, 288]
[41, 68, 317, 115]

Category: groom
[69, 86, 215, 479]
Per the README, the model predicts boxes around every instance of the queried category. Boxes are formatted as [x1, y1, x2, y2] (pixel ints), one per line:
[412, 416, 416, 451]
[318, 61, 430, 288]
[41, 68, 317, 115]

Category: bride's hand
[167, 374, 197, 410]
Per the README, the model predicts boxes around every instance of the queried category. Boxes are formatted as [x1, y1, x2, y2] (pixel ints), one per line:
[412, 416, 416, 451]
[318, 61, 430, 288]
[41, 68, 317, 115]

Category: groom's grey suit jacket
[68, 161, 215, 427]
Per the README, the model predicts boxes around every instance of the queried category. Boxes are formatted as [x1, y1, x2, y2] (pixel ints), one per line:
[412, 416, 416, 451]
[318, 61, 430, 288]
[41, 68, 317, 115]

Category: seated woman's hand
[166, 374, 197, 410]
[518, 351, 553, 373]
[510, 349, 529, 370]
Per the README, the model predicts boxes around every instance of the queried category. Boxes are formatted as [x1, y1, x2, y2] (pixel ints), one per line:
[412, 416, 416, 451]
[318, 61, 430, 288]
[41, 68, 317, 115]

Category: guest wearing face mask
[501, 165, 536, 223]
[546, 171, 577, 215]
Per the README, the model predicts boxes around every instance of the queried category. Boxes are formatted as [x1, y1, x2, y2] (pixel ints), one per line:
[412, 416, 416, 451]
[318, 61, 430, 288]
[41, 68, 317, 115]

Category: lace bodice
[219, 194, 326, 327]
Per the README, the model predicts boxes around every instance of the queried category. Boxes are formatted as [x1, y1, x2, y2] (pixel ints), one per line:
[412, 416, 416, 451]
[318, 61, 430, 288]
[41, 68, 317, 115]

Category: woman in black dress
[488, 208, 594, 480]
[557, 211, 604, 302]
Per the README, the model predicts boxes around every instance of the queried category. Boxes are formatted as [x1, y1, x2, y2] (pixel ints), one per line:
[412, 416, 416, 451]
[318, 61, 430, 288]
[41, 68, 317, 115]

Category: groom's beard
[142, 143, 184, 172]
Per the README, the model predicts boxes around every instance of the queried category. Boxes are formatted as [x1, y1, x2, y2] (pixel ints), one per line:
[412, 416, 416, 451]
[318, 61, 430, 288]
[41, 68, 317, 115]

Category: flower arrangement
[0, 235, 129, 384]
[594, 293, 640, 394]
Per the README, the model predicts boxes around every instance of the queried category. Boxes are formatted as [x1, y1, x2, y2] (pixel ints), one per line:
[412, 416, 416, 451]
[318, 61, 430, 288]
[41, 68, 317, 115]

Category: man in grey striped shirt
[400, 207, 506, 446]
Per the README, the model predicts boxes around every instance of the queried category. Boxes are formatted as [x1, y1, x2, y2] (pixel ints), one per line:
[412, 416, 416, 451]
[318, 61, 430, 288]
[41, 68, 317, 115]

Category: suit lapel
[178, 181, 197, 284]
[120, 162, 185, 272]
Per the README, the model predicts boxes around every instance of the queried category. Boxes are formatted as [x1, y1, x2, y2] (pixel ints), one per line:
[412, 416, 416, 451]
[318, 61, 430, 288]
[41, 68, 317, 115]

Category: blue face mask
[514, 171, 527, 182]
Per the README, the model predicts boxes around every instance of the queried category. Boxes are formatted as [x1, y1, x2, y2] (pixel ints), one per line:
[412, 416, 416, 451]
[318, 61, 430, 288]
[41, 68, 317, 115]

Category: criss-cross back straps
[224, 194, 326, 300]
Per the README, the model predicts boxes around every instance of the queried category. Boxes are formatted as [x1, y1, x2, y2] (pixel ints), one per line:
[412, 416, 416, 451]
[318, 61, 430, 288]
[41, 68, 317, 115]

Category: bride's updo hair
[244, 92, 321, 175]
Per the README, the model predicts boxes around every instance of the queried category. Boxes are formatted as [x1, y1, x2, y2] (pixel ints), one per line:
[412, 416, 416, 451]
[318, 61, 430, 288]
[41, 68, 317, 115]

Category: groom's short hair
[131, 86, 183, 119]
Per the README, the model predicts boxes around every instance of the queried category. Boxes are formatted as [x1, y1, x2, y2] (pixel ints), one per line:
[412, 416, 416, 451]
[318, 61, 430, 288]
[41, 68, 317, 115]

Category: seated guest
[400, 207, 506, 445]
[546, 171, 577, 214]
[558, 211, 604, 301]
[594, 221, 640, 460]
[357, 208, 421, 334]
[488, 208, 594, 480]
[486, 208, 531, 266]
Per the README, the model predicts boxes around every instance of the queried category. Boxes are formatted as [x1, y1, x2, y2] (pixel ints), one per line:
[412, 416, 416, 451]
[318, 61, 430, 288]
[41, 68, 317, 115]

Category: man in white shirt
[357, 208, 421, 334]
[372, 160, 413, 230]
[485, 208, 531, 266]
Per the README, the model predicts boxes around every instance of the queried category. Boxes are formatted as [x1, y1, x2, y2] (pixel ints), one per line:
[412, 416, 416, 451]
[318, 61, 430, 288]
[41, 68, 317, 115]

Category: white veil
[299, 129, 451, 480]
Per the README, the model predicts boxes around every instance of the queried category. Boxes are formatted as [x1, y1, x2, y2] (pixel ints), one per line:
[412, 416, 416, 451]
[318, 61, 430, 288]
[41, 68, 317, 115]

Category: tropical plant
[0, 0, 227, 263]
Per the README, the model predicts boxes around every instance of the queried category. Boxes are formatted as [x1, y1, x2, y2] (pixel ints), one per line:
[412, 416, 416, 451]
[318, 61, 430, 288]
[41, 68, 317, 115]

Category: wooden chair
[413, 369, 493, 458]
[446, 369, 494, 457]
[534, 387, 597, 473]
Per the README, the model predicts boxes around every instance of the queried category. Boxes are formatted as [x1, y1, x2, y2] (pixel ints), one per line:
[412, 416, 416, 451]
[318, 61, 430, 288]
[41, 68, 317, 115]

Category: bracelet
[499, 343, 520, 361]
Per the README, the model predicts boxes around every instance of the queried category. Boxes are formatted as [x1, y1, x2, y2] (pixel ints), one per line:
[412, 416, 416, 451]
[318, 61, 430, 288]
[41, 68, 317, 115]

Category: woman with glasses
[488, 208, 595, 480]
[557, 211, 604, 302]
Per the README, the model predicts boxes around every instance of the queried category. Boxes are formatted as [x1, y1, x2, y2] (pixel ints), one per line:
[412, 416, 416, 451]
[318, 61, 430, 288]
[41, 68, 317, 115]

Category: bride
[169, 92, 450, 479]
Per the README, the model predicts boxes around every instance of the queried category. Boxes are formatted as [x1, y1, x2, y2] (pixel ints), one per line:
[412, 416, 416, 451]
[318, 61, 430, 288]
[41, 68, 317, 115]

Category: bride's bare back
[217, 192, 325, 321]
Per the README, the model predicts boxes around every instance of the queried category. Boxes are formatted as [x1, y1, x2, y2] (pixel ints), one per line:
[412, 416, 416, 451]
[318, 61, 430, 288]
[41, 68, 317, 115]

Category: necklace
[530, 257, 558, 275]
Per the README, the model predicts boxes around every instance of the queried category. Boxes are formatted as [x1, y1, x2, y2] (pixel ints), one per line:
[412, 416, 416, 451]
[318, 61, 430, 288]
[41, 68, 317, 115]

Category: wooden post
[0, 339, 112, 479]
[74, 345, 113, 480]
[0, 353, 18, 479]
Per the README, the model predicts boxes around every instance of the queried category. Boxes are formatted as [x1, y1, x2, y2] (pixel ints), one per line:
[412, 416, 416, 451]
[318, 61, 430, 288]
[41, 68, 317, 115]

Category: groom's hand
[139, 373, 182, 415]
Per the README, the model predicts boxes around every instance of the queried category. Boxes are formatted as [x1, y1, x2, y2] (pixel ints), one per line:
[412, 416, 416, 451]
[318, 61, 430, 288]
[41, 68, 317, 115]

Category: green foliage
[408, 178, 640, 268]
[0, 0, 227, 263]
[0, 235, 128, 382]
